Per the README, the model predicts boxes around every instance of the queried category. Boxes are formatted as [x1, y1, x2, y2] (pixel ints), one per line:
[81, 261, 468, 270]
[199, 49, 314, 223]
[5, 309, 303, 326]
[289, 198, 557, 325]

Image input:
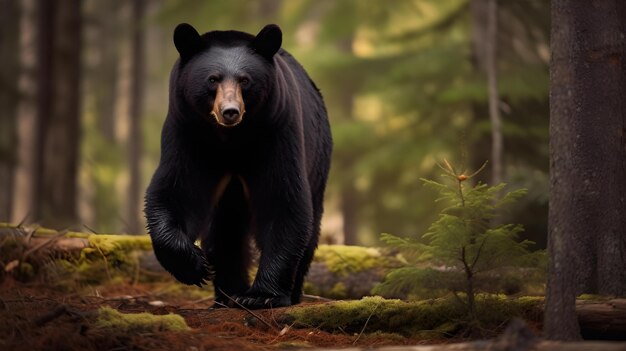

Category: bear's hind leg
[203, 178, 252, 308]
[290, 185, 324, 305]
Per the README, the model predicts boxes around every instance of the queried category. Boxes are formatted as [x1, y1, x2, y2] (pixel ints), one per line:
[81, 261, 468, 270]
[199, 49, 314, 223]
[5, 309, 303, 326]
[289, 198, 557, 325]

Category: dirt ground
[0, 279, 448, 351]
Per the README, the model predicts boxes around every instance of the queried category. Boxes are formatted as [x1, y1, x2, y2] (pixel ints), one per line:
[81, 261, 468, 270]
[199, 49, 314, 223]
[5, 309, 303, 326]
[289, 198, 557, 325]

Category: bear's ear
[174, 23, 203, 60]
[251, 24, 282, 61]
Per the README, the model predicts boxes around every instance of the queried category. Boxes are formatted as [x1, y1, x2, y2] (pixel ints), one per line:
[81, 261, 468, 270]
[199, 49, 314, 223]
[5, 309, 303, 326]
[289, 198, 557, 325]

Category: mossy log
[577, 299, 626, 340]
[287, 296, 626, 341]
[0, 224, 152, 255]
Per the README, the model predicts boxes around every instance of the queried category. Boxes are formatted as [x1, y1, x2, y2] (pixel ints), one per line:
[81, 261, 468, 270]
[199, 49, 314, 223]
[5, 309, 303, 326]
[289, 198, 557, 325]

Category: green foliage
[377, 161, 545, 319]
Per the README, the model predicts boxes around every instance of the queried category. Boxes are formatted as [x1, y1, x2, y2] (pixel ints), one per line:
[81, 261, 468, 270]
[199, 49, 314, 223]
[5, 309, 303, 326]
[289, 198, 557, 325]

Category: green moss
[286, 295, 543, 337]
[77, 235, 152, 276]
[94, 306, 190, 333]
[87, 234, 152, 254]
[577, 294, 611, 301]
[313, 245, 397, 274]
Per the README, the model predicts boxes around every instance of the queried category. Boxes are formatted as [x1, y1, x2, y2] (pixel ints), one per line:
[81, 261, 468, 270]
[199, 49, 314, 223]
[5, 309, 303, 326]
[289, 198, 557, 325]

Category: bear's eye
[208, 76, 219, 84]
[240, 77, 250, 85]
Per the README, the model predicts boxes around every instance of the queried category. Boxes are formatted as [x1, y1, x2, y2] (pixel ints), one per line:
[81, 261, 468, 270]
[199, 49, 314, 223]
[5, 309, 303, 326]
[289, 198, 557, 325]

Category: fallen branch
[33, 305, 92, 327]
[218, 289, 277, 331]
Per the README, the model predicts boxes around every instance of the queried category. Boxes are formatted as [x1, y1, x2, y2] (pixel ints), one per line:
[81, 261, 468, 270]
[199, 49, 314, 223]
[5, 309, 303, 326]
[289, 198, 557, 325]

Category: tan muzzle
[211, 80, 245, 127]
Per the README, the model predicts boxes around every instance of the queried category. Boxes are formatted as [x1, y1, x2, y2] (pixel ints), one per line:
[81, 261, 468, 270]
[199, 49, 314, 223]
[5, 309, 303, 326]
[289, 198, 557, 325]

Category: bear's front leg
[233, 171, 313, 309]
[145, 171, 214, 286]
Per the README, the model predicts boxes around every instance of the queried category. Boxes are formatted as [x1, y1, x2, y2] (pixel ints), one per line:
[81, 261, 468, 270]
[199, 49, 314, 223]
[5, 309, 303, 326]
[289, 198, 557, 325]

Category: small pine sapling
[378, 160, 539, 322]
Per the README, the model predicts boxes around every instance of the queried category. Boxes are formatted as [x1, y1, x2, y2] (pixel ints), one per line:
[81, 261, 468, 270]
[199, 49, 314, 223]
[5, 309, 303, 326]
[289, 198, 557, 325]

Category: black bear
[144, 23, 332, 309]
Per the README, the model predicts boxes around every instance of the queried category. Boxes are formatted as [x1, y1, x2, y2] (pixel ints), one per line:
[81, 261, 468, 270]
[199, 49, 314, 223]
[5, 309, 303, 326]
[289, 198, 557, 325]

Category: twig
[212, 300, 228, 308]
[16, 212, 30, 229]
[217, 289, 277, 331]
[82, 224, 99, 234]
[353, 303, 379, 345]
[24, 225, 39, 244]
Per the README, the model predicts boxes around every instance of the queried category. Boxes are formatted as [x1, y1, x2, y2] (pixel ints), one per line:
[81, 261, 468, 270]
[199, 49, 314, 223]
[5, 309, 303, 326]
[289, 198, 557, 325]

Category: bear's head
[173, 23, 282, 128]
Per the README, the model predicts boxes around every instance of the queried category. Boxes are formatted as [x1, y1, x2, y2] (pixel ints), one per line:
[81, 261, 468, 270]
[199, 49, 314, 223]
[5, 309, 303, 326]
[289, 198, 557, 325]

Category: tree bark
[546, 0, 626, 341]
[34, 0, 82, 229]
[127, 0, 145, 234]
[0, 0, 21, 221]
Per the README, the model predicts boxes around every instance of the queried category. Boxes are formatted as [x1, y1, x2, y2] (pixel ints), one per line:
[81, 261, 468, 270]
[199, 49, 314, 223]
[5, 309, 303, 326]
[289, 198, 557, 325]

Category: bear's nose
[221, 107, 240, 122]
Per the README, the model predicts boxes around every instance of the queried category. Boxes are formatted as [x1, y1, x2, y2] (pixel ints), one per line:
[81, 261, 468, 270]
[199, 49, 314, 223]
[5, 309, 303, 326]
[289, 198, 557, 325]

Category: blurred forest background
[0, 0, 549, 247]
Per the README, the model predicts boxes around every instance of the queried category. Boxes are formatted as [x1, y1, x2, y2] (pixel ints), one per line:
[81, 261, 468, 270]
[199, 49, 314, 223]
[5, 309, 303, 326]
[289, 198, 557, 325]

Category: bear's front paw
[232, 293, 292, 310]
[157, 244, 214, 287]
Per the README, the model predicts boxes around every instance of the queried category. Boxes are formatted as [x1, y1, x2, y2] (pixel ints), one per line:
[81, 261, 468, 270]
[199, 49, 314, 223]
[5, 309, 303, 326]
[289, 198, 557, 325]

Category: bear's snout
[221, 107, 241, 122]
[212, 80, 245, 127]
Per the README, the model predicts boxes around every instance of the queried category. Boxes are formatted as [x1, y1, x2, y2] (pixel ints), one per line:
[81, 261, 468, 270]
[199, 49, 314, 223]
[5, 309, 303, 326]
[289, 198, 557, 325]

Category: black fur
[144, 24, 332, 309]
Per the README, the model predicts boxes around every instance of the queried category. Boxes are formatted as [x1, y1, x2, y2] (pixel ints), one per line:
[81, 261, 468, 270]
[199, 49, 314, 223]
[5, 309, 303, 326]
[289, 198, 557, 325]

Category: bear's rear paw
[232, 293, 291, 310]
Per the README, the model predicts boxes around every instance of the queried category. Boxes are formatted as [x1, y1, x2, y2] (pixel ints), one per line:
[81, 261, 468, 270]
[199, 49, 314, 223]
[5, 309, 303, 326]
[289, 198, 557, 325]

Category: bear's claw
[165, 245, 214, 286]
[231, 294, 292, 310]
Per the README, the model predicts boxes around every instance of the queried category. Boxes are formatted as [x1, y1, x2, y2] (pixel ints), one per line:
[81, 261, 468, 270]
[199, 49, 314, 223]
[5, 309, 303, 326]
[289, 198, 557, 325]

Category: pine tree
[377, 160, 542, 322]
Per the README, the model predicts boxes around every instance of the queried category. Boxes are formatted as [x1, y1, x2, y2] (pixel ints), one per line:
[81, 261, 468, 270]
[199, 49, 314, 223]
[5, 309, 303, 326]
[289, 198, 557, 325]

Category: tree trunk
[35, 0, 82, 229]
[0, 0, 20, 221]
[546, 0, 626, 341]
[470, 0, 502, 185]
[94, 0, 121, 142]
[337, 37, 360, 246]
[12, 0, 38, 224]
[485, 0, 502, 186]
[127, 0, 145, 234]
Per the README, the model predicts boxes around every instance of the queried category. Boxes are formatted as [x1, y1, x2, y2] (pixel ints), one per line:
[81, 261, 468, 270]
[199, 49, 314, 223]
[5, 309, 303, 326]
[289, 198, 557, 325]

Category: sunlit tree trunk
[546, 0, 626, 341]
[127, 0, 145, 234]
[470, 0, 502, 185]
[34, 0, 82, 228]
[0, 0, 20, 221]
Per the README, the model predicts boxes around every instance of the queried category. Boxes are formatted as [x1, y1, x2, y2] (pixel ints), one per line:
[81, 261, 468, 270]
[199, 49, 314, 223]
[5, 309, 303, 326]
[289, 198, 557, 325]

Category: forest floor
[0, 279, 459, 351]
[4, 226, 621, 350]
